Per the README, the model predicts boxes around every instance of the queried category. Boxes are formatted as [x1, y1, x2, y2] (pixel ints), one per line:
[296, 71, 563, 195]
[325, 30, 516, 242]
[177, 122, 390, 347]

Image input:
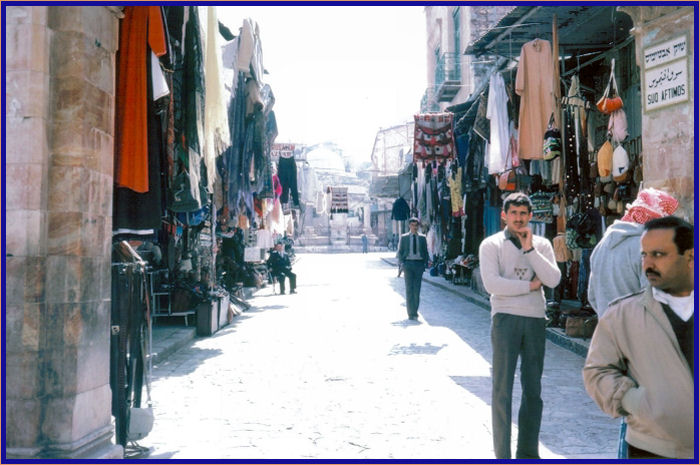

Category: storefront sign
[644, 58, 688, 111]
[271, 143, 296, 161]
[644, 36, 687, 69]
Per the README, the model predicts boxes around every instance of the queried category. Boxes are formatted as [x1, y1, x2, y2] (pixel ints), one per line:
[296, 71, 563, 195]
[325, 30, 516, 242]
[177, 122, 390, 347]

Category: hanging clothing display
[472, 94, 490, 142]
[448, 166, 464, 217]
[455, 131, 470, 168]
[486, 73, 510, 174]
[390, 195, 411, 222]
[515, 38, 554, 160]
[277, 156, 299, 205]
[114, 52, 166, 231]
[439, 176, 452, 240]
[115, 5, 167, 193]
[166, 6, 206, 212]
[416, 163, 427, 220]
[272, 174, 282, 198]
[413, 113, 456, 161]
[222, 71, 248, 214]
[563, 105, 581, 204]
[425, 164, 436, 226]
[202, 5, 231, 193]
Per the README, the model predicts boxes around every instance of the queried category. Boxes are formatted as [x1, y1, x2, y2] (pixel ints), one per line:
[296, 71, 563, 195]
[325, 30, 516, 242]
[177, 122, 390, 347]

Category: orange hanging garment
[115, 6, 167, 193]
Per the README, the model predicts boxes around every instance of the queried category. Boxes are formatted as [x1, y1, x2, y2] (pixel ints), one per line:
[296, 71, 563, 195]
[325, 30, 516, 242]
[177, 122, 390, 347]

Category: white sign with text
[644, 36, 687, 69]
[644, 58, 688, 111]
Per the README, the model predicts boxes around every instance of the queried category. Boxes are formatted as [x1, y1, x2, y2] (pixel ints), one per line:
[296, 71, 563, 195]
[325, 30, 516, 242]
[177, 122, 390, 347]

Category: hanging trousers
[491, 313, 545, 459]
[275, 268, 296, 294]
[278, 156, 299, 205]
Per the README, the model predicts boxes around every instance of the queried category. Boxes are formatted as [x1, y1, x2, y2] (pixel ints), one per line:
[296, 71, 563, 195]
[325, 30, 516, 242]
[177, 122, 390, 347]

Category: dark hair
[644, 216, 694, 254]
[502, 192, 533, 213]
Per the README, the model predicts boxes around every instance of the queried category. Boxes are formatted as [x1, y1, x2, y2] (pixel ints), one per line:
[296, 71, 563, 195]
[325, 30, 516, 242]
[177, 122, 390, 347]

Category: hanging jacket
[391, 197, 410, 221]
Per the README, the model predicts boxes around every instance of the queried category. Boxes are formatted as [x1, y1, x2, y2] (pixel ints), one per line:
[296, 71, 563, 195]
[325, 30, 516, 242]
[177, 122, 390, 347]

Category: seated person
[267, 243, 296, 294]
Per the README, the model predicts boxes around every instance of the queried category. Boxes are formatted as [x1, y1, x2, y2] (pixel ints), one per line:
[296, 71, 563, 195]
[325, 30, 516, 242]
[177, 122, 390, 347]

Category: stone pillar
[619, 5, 695, 222]
[5, 5, 122, 459]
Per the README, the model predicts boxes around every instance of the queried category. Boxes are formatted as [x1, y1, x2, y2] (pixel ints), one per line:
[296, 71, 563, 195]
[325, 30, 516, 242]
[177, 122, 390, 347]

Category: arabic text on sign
[644, 58, 688, 111]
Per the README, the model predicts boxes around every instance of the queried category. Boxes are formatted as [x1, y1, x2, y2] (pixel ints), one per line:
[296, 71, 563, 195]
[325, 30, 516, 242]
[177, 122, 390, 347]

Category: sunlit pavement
[141, 252, 618, 459]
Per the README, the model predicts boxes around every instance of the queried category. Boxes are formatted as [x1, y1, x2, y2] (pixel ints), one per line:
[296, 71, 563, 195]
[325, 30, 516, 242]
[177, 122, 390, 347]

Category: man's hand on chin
[517, 227, 533, 251]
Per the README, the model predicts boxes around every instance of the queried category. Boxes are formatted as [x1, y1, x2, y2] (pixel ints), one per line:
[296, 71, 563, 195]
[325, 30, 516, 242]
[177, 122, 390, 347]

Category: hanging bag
[498, 169, 517, 191]
[497, 140, 528, 192]
[596, 58, 623, 114]
[543, 113, 562, 161]
[608, 108, 628, 143]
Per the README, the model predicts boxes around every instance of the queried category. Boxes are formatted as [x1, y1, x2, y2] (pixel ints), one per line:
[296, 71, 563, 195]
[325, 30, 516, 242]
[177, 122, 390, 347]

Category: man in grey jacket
[583, 216, 694, 459]
[478, 193, 561, 459]
[397, 217, 429, 321]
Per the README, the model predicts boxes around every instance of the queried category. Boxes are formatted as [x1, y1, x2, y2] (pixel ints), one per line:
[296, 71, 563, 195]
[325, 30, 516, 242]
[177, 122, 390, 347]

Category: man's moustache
[645, 269, 660, 277]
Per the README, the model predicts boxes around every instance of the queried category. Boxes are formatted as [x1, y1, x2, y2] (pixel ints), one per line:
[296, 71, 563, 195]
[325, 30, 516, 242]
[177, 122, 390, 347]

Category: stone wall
[5, 6, 122, 458]
[620, 5, 695, 221]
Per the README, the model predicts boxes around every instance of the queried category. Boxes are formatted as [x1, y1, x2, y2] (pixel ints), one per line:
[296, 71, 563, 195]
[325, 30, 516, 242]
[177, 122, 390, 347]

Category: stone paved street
[141, 253, 618, 459]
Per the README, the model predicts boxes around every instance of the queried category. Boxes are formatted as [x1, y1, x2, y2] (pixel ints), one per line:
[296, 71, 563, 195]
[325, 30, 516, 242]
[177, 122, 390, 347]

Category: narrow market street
[141, 252, 617, 460]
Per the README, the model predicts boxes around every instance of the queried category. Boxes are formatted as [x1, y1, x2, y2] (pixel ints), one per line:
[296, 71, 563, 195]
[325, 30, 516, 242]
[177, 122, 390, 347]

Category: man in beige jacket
[583, 216, 694, 459]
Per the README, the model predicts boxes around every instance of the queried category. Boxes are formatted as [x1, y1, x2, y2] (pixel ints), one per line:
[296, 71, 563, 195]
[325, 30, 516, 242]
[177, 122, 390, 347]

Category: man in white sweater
[478, 192, 561, 459]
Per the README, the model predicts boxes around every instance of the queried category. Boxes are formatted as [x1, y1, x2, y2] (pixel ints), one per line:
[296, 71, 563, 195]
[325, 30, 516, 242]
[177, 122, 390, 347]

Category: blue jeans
[618, 419, 628, 458]
[577, 248, 592, 304]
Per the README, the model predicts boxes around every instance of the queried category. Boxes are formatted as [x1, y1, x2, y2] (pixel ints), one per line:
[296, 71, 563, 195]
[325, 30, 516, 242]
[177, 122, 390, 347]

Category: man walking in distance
[583, 216, 694, 459]
[397, 217, 429, 321]
[478, 192, 561, 459]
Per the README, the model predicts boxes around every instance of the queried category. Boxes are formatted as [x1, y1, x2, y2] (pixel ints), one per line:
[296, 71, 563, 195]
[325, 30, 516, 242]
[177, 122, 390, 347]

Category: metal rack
[147, 268, 194, 326]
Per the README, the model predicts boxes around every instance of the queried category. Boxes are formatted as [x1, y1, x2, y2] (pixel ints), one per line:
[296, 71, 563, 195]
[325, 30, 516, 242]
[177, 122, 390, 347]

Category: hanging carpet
[413, 112, 456, 161]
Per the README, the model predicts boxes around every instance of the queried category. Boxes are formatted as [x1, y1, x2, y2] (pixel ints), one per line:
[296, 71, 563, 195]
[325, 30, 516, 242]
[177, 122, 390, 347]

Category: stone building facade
[619, 5, 695, 221]
[5, 5, 123, 459]
[423, 5, 514, 110]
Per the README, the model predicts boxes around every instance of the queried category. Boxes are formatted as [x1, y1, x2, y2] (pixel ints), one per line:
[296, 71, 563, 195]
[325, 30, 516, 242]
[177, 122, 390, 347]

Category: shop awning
[465, 5, 632, 58]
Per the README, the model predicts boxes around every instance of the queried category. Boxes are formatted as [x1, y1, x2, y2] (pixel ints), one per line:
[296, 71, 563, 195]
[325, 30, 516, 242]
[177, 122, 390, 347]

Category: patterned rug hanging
[413, 112, 456, 162]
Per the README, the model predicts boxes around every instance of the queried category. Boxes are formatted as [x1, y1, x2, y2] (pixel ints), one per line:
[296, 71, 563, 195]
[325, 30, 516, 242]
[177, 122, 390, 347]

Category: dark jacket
[397, 232, 429, 268]
[267, 250, 292, 275]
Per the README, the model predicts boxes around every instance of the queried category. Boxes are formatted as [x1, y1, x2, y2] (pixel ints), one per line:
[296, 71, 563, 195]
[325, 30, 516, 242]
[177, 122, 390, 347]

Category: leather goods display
[597, 58, 623, 114]
[413, 112, 456, 161]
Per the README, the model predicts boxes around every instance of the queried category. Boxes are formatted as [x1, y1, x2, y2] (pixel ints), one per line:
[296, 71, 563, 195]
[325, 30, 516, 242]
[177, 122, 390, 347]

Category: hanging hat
[597, 140, 613, 180]
[612, 145, 630, 183]
[621, 188, 679, 224]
